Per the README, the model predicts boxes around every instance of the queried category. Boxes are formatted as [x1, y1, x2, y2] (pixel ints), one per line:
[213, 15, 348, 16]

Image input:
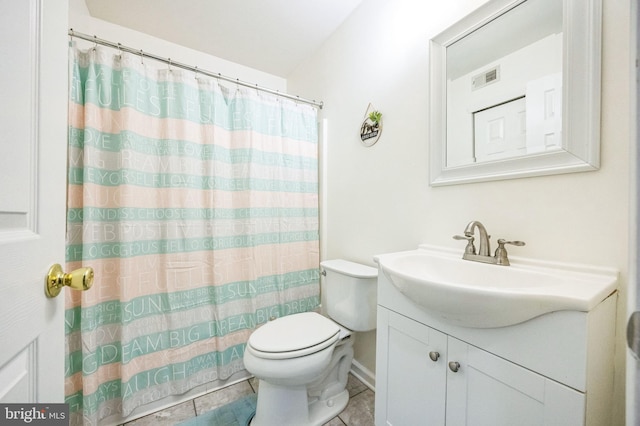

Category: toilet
[243, 259, 378, 426]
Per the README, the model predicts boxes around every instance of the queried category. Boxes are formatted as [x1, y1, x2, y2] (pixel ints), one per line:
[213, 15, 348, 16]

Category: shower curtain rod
[68, 29, 324, 109]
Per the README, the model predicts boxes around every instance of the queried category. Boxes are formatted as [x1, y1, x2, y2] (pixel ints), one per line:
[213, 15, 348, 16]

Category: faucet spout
[464, 221, 490, 256]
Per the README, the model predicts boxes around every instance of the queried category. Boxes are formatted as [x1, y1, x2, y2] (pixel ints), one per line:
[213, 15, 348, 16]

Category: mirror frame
[429, 0, 602, 186]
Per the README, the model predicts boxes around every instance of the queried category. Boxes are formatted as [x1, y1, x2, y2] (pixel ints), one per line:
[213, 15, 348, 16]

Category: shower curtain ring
[139, 49, 144, 65]
[168, 58, 172, 72]
[117, 42, 122, 59]
[194, 66, 199, 80]
[92, 35, 98, 52]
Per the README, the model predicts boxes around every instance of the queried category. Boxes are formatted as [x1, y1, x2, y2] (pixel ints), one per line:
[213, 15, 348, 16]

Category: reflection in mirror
[429, 0, 602, 186]
[446, 0, 562, 167]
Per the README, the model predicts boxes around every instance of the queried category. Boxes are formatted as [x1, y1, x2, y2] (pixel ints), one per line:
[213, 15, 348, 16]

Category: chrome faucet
[453, 221, 525, 266]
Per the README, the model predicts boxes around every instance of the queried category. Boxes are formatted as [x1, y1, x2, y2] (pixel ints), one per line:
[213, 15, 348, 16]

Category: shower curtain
[65, 45, 320, 425]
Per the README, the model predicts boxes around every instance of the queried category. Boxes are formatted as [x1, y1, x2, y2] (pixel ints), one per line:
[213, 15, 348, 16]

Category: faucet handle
[497, 239, 525, 247]
[494, 239, 526, 265]
[453, 234, 476, 255]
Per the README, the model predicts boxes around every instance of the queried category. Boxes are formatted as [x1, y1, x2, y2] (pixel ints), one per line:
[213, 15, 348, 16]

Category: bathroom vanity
[374, 246, 618, 426]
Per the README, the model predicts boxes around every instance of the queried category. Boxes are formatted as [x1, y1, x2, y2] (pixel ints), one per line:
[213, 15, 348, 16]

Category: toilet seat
[247, 312, 340, 360]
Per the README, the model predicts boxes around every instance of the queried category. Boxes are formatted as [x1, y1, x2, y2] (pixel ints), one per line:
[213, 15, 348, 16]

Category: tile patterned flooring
[123, 374, 375, 426]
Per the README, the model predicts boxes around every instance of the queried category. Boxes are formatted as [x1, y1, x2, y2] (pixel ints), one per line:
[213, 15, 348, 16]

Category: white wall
[288, 0, 631, 424]
[69, 0, 286, 92]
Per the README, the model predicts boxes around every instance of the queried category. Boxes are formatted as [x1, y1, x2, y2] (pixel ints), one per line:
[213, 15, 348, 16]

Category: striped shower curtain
[65, 45, 320, 425]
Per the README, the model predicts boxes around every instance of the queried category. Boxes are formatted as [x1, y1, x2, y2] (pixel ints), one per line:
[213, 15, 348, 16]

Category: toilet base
[308, 388, 349, 425]
[250, 381, 348, 426]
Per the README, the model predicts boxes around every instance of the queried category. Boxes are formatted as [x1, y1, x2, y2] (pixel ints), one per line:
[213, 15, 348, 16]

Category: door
[524, 73, 562, 153]
[473, 97, 527, 162]
[445, 337, 585, 426]
[375, 307, 448, 426]
[0, 0, 69, 402]
[630, 1, 640, 425]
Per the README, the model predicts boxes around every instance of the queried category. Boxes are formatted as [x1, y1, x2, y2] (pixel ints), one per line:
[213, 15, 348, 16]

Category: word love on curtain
[65, 45, 320, 425]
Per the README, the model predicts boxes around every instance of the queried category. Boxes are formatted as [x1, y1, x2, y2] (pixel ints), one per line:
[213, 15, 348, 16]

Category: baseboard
[350, 359, 376, 392]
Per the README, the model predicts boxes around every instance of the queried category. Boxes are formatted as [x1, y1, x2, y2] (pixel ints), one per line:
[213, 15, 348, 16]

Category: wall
[288, 0, 631, 424]
[69, 0, 286, 92]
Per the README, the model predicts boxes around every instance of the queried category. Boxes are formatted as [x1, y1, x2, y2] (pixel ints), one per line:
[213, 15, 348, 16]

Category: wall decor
[360, 103, 382, 147]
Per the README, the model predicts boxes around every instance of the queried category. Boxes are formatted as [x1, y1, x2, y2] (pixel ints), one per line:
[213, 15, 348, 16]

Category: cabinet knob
[429, 351, 440, 362]
[448, 361, 461, 372]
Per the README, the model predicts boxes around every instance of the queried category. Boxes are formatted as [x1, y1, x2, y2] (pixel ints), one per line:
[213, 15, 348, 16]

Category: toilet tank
[320, 259, 378, 332]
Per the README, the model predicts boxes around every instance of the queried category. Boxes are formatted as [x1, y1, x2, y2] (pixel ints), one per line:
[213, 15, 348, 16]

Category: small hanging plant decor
[360, 103, 382, 147]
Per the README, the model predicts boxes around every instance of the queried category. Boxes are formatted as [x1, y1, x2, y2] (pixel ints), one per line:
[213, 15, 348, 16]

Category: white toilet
[243, 259, 378, 426]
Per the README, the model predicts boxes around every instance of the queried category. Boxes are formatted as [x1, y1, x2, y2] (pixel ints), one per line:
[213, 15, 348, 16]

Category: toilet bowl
[243, 259, 378, 426]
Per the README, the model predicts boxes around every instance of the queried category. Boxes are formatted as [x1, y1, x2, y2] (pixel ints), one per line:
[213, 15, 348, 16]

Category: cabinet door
[375, 307, 448, 426]
[445, 337, 585, 426]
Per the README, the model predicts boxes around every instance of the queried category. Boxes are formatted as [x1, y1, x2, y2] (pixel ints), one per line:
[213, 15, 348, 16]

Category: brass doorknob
[45, 264, 94, 298]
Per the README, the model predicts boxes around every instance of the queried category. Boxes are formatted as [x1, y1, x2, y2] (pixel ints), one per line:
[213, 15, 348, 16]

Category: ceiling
[84, 0, 363, 77]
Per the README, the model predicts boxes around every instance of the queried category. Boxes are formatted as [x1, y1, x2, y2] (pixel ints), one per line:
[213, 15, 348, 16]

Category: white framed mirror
[429, 0, 602, 186]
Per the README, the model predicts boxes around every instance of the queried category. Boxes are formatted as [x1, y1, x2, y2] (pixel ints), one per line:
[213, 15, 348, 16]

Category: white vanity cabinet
[377, 307, 585, 426]
[375, 265, 617, 426]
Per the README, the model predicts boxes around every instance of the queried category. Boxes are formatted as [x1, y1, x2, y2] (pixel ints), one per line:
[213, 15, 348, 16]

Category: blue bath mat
[178, 394, 257, 426]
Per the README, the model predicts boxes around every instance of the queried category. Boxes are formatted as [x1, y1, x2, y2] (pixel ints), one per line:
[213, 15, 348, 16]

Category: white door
[525, 73, 562, 152]
[0, 0, 69, 403]
[629, 2, 640, 425]
[473, 97, 527, 163]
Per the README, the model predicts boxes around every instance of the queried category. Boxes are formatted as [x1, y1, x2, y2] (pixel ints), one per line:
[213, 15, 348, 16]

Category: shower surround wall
[288, 0, 631, 424]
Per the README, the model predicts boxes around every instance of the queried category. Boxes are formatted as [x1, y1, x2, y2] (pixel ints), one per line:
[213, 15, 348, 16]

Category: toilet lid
[248, 312, 340, 356]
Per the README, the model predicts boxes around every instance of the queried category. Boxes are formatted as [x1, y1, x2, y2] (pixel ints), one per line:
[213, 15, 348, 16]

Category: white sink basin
[374, 245, 618, 328]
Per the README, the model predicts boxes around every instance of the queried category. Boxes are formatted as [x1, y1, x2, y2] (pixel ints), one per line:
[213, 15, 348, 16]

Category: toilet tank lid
[320, 259, 377, 278]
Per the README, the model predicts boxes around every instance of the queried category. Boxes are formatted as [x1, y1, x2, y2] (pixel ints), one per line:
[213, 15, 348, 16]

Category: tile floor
[122, 373, 375, 426]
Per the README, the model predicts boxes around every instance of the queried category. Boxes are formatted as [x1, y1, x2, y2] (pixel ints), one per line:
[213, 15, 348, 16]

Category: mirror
[429, 0, 602, 186]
